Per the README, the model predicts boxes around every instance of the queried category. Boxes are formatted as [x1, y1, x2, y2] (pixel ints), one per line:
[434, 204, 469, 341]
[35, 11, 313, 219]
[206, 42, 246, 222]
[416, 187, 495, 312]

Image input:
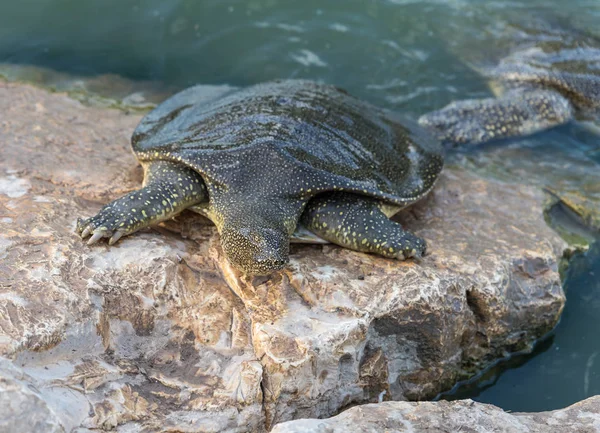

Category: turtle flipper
[300, 192, 426, 260]
[418, 89, 573, 146]
[78, 161, 207, 245]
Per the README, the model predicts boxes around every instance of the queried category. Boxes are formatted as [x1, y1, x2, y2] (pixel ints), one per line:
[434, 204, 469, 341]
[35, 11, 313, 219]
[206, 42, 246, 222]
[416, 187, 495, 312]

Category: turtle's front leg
[418, 89, 573, 146]
[77, 161, 207, 245]
[301, 192, 426, 260]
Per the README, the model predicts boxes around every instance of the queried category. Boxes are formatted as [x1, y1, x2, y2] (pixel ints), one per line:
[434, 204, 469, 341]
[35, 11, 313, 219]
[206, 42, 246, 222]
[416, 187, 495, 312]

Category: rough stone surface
[448, 134, 600, 243]
[271, 396, 600, 433]
[0, 359, 65, 433]
[0, 81, 567, 432]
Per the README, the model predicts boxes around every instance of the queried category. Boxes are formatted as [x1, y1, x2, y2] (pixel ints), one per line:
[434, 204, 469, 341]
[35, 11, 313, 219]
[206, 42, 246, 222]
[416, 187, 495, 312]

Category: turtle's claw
[87, 231, 105, 245]
[81, 225, 93, 238]
[411, 250, 424, 263]
[77, 203, 131, 246]
[78, 207, 134, 246]
[108, 231, 124, 245]
[78, 218, 127, 246]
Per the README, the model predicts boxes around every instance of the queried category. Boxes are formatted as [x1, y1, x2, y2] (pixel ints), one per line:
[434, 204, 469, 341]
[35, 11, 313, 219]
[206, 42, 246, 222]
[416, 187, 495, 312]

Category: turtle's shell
[132, 80, 443, 207]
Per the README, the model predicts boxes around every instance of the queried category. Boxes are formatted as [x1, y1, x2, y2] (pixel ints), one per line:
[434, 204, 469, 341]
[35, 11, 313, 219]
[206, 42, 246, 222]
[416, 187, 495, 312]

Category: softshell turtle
[77, 80, 443, 275]
[419, 20, 600, 146]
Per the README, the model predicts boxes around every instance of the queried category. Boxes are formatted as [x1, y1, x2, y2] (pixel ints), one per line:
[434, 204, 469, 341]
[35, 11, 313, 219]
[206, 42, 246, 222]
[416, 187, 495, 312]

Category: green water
[1, 0, 599, 413]
[1, 0, 598, 113]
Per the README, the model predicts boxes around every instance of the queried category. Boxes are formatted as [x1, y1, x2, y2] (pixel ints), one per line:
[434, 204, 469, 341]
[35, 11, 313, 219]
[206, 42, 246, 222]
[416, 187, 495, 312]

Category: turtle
[418, 20, 600, 146]
[77, 80, 444, 275]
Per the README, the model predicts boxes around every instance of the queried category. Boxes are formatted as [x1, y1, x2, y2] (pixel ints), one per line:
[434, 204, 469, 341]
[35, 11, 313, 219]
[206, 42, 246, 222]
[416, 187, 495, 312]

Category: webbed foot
[387, 232, 427, 260]
[77, 205, 134, 245]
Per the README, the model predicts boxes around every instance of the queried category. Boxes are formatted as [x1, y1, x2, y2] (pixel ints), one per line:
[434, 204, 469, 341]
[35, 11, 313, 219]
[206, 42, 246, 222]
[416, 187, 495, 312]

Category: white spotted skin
[419, 23, 600, 146]
[80, 80, 443, 274]
[77, 160, 207, 245]
[301, 192, 426, 260]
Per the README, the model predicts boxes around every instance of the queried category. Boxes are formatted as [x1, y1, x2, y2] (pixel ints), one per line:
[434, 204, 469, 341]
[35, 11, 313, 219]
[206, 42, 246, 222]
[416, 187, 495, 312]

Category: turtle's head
[220, 225, 290, 275]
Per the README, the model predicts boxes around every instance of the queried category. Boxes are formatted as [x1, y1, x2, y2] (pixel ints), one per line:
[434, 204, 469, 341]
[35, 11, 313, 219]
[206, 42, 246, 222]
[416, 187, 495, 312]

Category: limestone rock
[271, 396, 600, 433]
[0, 81, 566, 431]
[0, 359, 64, 433]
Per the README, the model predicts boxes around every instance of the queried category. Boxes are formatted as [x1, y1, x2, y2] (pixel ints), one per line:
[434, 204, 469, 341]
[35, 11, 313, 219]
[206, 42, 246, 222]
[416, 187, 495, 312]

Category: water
[1, 0, 598, 113]
[1, 0, 599, 413]
[443, 242, 600, 412]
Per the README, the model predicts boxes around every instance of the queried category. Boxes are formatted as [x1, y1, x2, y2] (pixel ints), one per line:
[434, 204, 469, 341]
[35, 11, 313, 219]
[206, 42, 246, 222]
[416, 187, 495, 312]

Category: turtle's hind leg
[78, 160, 207, 245]
[418, 89, 573, 146]
[300, 192, 426, 260]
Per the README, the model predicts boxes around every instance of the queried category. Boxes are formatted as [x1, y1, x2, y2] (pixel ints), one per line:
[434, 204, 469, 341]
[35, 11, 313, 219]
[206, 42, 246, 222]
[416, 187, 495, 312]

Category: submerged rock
[448, 131, 600, 245]
[271, 396, 600, 433]
[0, 81, 566, 431]
[0, 62, 179, 111]
[544, 188, 600, 247]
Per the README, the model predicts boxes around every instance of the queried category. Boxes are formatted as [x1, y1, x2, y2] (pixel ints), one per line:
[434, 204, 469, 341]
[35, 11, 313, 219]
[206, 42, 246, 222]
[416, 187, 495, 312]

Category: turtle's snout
[221, 226, 290, 275]
[254, 254, 288, 272]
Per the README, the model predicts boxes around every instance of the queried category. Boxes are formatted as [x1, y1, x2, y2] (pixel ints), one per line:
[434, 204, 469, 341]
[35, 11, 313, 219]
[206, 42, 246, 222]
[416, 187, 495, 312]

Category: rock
[449, 132, 600, 242]
[0, 62, 172, 111]
[0, 359, 65, 433]
[0, 81, 566, 432]
[544, 188, 600, 247]
[271, 396, 600, 433]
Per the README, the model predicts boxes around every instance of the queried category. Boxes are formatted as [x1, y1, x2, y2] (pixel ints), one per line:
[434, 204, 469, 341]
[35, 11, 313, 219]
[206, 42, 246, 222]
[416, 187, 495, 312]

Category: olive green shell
[131, 80, 443, 207]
